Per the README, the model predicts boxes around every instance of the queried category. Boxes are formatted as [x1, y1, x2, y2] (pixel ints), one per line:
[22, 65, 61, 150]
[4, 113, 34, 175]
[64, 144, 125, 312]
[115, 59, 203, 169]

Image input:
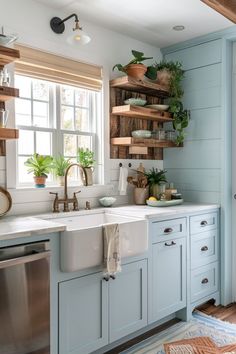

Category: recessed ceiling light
[173, 25, 185, 31]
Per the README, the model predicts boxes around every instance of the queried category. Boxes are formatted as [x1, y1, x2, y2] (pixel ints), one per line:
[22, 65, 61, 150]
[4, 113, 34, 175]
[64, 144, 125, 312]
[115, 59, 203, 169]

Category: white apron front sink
[53, 211, 148, 272]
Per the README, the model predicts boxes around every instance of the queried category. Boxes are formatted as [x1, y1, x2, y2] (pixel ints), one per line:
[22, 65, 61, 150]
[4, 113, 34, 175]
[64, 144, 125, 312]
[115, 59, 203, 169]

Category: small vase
[133, 187, 149, 205]
[150, 184, 160, 198]
[156, 69, 172, 87]
[80, 167, 94, 186]
[58, 176, 65, 186]
[34, 176, 47, 188]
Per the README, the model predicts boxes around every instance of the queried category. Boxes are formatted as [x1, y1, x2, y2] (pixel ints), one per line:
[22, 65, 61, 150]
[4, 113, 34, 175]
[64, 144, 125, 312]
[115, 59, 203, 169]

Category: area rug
[122, 312, 236, 354]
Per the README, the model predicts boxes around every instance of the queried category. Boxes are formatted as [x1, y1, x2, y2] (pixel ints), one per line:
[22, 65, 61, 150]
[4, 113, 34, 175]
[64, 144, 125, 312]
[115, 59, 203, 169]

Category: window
[14, 74, 100, 186]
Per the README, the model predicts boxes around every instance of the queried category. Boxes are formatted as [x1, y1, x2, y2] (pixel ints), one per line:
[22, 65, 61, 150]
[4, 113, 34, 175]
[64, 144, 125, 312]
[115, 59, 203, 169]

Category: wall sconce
[50, 13, 91, 45]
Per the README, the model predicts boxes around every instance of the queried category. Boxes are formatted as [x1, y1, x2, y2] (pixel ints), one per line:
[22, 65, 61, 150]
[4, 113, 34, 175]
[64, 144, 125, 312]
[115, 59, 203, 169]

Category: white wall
[0, 0, 162, 215]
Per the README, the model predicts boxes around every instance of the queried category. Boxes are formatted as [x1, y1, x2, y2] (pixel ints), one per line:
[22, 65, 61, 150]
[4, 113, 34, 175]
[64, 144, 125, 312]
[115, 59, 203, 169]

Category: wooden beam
[201, 0, 236, 23]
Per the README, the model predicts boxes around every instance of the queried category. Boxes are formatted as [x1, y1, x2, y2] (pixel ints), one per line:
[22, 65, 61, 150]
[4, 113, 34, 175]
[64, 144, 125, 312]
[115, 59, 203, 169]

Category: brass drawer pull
[201, 278, 209, 284]
[200, 220, 208, 226]
[201, 246, 209, 252]
[165, 241, 176, 247]
[164, 227, 173, 234]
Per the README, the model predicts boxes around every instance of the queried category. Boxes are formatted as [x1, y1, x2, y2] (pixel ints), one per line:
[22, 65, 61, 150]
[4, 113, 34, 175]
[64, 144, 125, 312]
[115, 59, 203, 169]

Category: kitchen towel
[103, 223, 121, 279]
[118, 166, 128, 195]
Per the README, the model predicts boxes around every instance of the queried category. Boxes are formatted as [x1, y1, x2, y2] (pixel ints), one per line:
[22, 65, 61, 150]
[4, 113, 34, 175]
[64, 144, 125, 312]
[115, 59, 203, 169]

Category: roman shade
[14, 44, 103, 91]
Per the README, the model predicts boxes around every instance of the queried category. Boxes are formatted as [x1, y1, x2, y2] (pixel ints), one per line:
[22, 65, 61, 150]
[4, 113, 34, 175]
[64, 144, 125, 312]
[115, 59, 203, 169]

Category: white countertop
[108, 202, 220, 220]
[0, 216, 66, 241]
[0, 202, 219, 241]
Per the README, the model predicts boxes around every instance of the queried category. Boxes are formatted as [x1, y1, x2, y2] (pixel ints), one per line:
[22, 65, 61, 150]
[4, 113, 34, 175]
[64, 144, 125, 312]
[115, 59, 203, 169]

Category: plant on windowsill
[52, 154, 71, 186]
[146, 60, 190, 145]
[113, 50, 153, 80]
[24, 153, 53, 188]
[77, 148, 95, 186]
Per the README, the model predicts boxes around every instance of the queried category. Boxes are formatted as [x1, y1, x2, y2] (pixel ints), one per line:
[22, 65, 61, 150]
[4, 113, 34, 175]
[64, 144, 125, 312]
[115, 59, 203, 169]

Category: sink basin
[53, 211, 148, 272]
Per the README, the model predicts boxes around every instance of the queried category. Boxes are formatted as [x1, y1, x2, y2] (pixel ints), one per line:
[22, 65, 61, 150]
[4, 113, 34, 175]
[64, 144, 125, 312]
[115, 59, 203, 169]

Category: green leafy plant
[113, 50, 153, 73]
[146, 60, 190, 145]
[24, 153, 53, 177]
[144, 168, 167, 186]
[52, 155, 71, 177]
[169, 100, 189, 145]
[77, 148, 95, 168]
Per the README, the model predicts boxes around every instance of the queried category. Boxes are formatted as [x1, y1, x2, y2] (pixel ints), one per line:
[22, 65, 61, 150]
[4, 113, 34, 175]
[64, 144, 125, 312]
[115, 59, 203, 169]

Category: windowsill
[9, 183, 112, 192]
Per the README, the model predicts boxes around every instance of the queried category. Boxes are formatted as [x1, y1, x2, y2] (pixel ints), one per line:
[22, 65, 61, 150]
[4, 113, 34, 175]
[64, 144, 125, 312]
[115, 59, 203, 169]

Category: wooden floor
[105, 302, 236, 354]
[197, 301, 236, 323]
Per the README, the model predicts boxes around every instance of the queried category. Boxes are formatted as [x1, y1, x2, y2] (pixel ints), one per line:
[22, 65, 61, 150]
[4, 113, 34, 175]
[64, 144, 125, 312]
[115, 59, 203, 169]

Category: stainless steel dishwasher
[0, 241, 51, 354]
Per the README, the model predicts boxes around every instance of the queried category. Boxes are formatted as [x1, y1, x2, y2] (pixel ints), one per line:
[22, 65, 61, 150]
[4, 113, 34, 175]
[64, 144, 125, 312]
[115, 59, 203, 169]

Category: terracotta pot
[34, 176, 47, 188]
[125, 64, 147, 80]
[156, 69, 172, 87]
[133, 187, 149, 205]
[80, 167, 94, 186]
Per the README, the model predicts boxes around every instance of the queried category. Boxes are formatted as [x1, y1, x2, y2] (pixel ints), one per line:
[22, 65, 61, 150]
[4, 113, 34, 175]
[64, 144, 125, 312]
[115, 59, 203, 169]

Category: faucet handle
[49, 192, 58, 198]
[73, 190, 81, 197]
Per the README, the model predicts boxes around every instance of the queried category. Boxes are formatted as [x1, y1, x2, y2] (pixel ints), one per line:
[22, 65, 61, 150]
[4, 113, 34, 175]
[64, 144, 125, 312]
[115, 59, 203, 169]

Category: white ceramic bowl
[145, 104, 169, 111]
[99, 197, 116, 207]
[132, 130, 151, 138]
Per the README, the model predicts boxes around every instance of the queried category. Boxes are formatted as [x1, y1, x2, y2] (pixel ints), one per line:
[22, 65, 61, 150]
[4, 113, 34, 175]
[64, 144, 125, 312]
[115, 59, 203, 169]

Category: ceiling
[35, 0, 233, 47]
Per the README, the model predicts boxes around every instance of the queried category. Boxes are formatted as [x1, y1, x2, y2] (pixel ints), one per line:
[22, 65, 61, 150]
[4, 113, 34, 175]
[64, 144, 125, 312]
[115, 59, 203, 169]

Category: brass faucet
[50, 163, 86, 212]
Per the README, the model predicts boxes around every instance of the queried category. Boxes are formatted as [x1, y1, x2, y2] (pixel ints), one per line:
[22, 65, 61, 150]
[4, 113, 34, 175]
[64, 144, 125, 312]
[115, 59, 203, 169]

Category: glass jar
[151, 129, 166, 140]
[166, 130, 176, 141]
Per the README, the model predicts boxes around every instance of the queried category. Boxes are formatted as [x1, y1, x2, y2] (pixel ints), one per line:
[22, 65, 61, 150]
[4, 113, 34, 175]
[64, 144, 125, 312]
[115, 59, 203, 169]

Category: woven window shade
[14, 44, 102, 91]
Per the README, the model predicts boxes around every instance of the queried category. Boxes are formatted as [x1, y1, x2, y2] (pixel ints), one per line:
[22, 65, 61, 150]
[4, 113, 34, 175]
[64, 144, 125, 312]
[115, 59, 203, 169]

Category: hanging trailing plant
[146, 60, 190, 145]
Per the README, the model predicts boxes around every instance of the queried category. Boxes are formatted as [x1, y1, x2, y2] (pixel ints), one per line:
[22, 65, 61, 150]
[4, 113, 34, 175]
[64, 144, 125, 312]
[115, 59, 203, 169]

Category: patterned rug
[122, 312, 236, 354]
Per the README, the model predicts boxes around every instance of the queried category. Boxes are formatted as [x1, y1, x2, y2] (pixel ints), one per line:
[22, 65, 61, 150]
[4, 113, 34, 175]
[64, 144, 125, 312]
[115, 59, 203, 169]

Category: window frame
[9, 74, 101, 188]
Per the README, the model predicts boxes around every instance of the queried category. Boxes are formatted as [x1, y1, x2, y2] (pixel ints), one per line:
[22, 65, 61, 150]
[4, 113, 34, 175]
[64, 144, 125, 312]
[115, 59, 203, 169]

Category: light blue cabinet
[151, 237, 187, 321]
[59, 260, 148, 354]
[59, 272, 109, 354]
[109, 260, 147, 342]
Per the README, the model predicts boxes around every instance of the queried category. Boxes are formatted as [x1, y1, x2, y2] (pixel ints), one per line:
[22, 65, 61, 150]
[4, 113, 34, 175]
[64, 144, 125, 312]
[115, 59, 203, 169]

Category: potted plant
[24, 153, 53, 188]
[113, 50, 153, 80]
[77, 148, 95, 186]
[144, 168, 167, 198]
[52, 154, 71, 186]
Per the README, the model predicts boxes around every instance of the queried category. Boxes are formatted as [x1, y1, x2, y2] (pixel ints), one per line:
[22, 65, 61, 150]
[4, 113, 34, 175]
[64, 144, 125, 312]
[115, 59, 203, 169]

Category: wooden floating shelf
[0, 127, 19, 140]
[111, 137, 182, 148]
[110, 76, 170, 98]
[112, 105, 173, 122]
[0, 86, 19, 101]
[0, 46, 20, 67]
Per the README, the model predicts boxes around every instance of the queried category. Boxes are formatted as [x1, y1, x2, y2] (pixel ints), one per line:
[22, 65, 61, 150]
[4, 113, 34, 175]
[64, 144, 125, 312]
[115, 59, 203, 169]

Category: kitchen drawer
[191, 230, 218, 269]
[151, 218, 187, 243]
[191, 262, 218, 303]
[190, 212, 218, 235]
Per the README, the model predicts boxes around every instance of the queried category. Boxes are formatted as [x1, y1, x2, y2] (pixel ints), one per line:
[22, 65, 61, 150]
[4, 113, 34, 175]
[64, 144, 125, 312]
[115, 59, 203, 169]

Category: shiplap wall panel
[164, 39, 222, 204]
[185, 107, 221, 141]
[166, 169, 220, 192]
[165, 39, 222, 70]
[164, 140, 221, 169]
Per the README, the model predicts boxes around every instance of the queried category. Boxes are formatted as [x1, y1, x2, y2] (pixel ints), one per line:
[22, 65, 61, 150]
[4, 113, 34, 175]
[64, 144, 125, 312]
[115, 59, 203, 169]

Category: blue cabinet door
[109, 259, 148, 342]
[151, 238, 186, 321]
[59, 272, 108, 354]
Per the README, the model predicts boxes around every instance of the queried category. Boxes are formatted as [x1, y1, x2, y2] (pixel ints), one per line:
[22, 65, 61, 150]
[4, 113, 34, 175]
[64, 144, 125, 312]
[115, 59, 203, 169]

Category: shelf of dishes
[110, 75, 170, 98]
[111, 104, 173, 122]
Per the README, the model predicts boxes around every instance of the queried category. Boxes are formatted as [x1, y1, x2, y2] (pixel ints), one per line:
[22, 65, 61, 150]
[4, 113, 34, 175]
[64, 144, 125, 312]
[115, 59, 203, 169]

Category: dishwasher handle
[0, 250, 51, 269]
